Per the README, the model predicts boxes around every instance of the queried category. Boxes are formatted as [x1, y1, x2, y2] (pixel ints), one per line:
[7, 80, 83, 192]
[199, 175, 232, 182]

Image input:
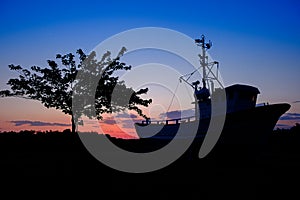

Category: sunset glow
[1, 0, 300, 137]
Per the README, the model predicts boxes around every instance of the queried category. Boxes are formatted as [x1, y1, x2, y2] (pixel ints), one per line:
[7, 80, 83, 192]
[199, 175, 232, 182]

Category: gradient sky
[1, 0, 300, 137]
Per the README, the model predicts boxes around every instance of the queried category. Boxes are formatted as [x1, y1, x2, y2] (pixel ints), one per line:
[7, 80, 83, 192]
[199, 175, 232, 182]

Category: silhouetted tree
[0, 48, 152, 133]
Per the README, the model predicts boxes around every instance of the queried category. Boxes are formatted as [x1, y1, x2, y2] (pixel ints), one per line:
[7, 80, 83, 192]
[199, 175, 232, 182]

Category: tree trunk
[71, 114, 76, 134]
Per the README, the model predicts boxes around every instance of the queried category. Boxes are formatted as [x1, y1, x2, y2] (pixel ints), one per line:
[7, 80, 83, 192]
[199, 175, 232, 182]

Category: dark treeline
[1, 124, 300, 158]
[0, 124, 299, 170]
[1, 123, 299, 151]
[272, 123, 300, 140]
[1, 122, 299, 139]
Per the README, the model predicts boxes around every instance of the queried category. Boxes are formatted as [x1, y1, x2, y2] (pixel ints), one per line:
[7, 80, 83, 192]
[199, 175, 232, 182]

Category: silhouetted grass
[0, 125, 299, 197]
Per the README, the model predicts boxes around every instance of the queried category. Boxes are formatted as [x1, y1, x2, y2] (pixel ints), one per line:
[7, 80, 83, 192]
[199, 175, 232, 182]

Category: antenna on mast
[179, 34, 223, 95]
[195, 35, 212, 49]
[194, 35, 223, 91]
[195, 35, 212, 89]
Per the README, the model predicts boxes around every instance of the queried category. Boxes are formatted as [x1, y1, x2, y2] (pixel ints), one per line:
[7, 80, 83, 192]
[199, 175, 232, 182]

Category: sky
[0, 0, 300, 137]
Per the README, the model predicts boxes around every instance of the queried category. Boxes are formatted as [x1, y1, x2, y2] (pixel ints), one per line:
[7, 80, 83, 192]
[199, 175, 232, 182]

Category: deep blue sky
[1, 0, 300, 131]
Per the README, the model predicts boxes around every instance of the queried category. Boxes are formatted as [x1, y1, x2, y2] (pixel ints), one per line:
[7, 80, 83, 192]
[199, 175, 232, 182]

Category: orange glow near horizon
[0, 97, 144, 138]
[1, 96, 300, 138]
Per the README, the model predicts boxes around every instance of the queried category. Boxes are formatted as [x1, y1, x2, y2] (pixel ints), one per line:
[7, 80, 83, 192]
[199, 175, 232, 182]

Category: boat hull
[134, 103, 290, 145]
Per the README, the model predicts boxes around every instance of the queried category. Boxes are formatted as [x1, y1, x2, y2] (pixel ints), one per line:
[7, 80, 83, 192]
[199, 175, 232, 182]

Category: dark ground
[0, 125, 300, 198]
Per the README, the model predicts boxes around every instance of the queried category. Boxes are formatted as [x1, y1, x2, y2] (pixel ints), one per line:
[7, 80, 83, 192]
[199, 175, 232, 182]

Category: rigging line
[181, 65, 202, 78]
[183, 80, 194, 102]
[184, 66, 202, 82]
[166, 80, 180, 113]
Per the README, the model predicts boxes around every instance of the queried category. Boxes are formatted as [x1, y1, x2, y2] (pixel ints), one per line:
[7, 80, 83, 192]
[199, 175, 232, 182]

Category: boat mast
[195, 35, 223, 91]
[202, 40, 207, 88]
[179, 35, 222, 119]
[195, 35, 212, 89]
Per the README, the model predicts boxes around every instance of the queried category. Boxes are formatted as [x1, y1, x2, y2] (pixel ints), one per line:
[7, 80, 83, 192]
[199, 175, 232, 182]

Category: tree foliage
[0, 48, 152, 132]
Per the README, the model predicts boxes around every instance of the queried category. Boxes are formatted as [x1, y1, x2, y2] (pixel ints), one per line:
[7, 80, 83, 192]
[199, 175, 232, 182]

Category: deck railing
[256, 102, 269, 107]
[141, 116, 196, 125]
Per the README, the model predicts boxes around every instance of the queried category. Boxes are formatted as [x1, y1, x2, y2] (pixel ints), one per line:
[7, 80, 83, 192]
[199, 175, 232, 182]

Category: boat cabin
[225, 84, 260, 113]
[196, 84, 260, 119]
